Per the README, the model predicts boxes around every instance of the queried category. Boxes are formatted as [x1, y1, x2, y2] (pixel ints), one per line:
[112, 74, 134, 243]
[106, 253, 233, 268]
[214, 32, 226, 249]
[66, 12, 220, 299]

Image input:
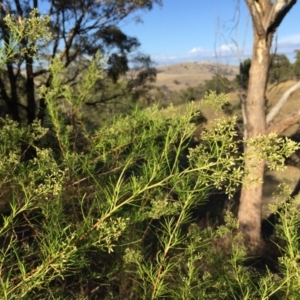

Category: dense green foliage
[155, 75, 233, 108]
[1, 68, 300, 298]
[294, 50, 300, 80]
[235, 53, 300, 92]
[268, 54, 293, 84]
[1, 8, 300, 300]
[236, 58, 251, 90]
[0, 1, 160, 125]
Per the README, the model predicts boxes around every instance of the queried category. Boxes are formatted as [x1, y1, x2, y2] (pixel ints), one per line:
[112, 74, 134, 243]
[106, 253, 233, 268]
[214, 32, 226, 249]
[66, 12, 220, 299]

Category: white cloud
[188, 47, 204, 54]
[151, 33, 300, 67]
[276, 34, 300, 58]
[187, 44, 237, 58]
[218, 44, 234, 53]
[152, 45, 246, 66]
[152, 54, 177, 61]
[151, 54, 179, 65]
[278, 34, 300, 47]
[271, 34, 300, 61]
[186, 47, 212, 59]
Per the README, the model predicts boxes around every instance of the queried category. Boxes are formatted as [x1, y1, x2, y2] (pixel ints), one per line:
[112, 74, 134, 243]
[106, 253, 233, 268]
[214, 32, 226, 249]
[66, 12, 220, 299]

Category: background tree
[0, 0, 161, 125]
[236, 58, 251, 90]
[268, 53, 292, 83]
[2, 9, 300, 298]
[204, 74, 232, 95]
[239, 0, 299, 246]
[293, 49, 300, 79]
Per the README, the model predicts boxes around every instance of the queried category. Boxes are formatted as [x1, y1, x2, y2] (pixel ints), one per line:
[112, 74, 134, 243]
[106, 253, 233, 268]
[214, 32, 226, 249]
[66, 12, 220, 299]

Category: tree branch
[244, 0, 266, 36]
[267, 0, 297, 34]
[0, 77, 27, 110]
[60, 14, 85, 63]
[85, 93, 126, 106]
[266, 80, 300, 124]
[267, 110, 300, 135]
[33, 69, 48, 77]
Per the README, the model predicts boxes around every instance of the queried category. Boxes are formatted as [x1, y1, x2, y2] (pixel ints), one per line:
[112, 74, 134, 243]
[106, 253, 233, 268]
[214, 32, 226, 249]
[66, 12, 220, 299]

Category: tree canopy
[0, 0, 162, 125]
[294, 50, 300, 79]
[268, 53, 292, 83]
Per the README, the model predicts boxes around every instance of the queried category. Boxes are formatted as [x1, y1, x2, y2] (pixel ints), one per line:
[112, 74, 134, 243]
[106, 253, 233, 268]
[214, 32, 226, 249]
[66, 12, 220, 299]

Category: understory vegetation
[1, 8, 300, 300]
[155, 51, 300, 109]
[2, 77, 300, 299]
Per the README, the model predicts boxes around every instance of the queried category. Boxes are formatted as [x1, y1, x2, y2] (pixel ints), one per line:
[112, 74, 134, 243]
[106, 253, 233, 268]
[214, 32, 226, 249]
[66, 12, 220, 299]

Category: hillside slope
[155, 61, 239, 91]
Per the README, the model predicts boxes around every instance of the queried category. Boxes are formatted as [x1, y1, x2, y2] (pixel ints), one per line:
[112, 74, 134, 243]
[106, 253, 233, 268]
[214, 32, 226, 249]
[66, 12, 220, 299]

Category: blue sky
[120, 0, 300, 66]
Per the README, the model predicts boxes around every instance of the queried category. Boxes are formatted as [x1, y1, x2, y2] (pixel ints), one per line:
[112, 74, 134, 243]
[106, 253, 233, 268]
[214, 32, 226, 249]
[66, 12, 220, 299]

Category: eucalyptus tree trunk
[238, 0, 297, 245]
[238, 30, 272, 244]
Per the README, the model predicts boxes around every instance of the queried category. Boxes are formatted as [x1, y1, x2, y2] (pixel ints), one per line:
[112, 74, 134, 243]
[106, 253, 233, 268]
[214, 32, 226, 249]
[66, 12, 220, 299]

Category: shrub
[204, 75, 232, 95]
[1, 9, 300, 300]
[0, 87, 244, 298]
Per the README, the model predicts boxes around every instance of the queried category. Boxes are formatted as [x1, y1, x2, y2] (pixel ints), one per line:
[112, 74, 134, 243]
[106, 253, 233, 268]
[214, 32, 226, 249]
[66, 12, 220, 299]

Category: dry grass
[266, 80, 300, 136]
[228, 85, 300, 212]
[155, 61, 239, 91]
[158, 72, 300, 215]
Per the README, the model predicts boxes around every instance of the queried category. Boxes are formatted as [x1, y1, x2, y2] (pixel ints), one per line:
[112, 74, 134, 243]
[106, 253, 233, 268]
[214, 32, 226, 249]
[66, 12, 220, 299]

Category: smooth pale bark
[238, 0, 297, 245]
[238, 34, 272, 244]
[267, 80, 300, 135]
[238, 0, 297, 246]
[266, 80, 300, 125]
[268, 110, 300, 135]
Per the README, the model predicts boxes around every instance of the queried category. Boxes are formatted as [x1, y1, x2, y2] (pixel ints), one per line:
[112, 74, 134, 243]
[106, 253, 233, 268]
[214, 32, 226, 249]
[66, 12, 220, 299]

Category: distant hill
[155, 61, 239, 91]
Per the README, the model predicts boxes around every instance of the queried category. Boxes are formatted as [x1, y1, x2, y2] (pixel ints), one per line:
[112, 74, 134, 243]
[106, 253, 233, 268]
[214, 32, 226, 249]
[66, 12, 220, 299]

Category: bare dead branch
[267, 110, 300, 135]
[266, 80, 300, 124]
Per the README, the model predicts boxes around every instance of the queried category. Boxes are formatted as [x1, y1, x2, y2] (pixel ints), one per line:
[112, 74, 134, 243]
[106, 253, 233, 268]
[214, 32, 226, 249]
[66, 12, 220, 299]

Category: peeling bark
[239, 0, 298, 246]
[238, 32, 272, 244]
